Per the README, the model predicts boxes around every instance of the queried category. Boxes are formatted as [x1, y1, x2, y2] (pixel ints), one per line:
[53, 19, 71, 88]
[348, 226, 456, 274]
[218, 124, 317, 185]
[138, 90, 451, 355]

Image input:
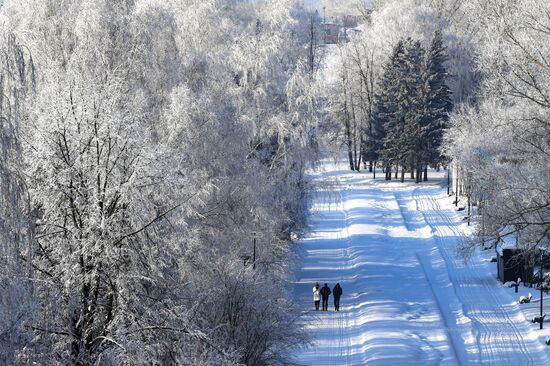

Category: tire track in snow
[414, 188, 518, 363]
[393, 188, 463, 364]
[296, 172, 354, 365]
[338, 183, 354, 365]
[415, 250, 474, 365]
[377, 187, 456, 365]
[413, 186, 548, 365]
[424, 191, 533, 364]
[295, 166, 457, 365]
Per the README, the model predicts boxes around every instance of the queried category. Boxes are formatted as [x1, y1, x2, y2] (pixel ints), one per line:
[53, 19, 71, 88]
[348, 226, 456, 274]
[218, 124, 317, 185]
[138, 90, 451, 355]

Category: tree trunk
[308, 15, 315, 74]
[415, 167, 421, 184]
[467, 191, 471, 226]
[394, 165, 398, 179]
[342, 65, 354, 171]
[423, 165, 428, 182]
[353, 141, 358, 171]
[347, 147, 354, 171]
[400, 166, 405, 183]
[410, 170, 414, 180]
[354, 149, 362, 171]
[373, 162, 376, 179]
[369, 161, 373, 173]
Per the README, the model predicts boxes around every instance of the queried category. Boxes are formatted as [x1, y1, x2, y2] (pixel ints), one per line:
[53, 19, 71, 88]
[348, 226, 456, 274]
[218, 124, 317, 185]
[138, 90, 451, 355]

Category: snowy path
[293, 161, 550, 365]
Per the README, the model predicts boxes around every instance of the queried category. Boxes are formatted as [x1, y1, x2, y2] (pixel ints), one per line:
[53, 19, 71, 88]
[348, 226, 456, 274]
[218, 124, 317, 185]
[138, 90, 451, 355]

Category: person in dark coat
[333, 283, 343, 311]
[320, 283, 331, 311]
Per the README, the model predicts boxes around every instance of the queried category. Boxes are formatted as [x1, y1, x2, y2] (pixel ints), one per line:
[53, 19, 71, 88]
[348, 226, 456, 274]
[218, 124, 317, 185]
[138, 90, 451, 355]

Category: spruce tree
[371, 39, 425, 179]
[369, 40, 404, 179]
[370, 34, 451, 182]
[400, 39, 425, 181]
[418, 30, 453, 180]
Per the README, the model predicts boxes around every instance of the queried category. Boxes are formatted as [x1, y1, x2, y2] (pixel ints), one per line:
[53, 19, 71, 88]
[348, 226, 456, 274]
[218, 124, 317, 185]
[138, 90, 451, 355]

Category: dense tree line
[352, 0, 549, 253]
[370, 31, 452, 182]
[3, 0, 549, 363]
[442, 0, 550, 255]
[327, 16, 452, 180]
[0, 0, 321, 364]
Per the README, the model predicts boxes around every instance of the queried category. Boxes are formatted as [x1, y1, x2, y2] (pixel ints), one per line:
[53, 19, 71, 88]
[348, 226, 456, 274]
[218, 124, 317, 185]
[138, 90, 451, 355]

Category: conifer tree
[418, 30, 452, 181]
[369, 40, 404, 179]
[370, 34, 451, 182]
[400, 39, 425, 182]
[372, 39, 425, 180]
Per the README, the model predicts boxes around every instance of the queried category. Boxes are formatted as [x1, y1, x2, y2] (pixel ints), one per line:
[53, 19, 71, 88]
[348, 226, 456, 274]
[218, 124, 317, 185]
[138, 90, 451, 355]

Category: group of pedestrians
[312, 282, 343, 311]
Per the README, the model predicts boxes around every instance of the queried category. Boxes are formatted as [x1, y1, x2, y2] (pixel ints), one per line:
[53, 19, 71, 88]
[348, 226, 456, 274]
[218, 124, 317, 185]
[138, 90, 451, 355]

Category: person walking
[320, 283, 331, 311]
[312, 282, 320, 311]
[333, 283, 343, 311]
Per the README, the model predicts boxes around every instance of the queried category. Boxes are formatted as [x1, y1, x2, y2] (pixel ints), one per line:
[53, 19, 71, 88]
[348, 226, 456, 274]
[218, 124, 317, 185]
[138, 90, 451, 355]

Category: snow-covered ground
[292, 159, 550, 365]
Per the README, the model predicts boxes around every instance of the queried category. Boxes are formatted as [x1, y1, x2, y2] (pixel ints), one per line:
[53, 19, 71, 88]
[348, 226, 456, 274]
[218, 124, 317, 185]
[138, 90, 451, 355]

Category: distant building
[321, 23, 339, 44]
[342, 15, 359, 28]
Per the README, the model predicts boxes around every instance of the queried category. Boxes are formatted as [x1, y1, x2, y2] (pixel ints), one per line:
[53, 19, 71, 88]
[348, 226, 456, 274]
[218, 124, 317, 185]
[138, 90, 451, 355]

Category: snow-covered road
[293, 161, 550, 365]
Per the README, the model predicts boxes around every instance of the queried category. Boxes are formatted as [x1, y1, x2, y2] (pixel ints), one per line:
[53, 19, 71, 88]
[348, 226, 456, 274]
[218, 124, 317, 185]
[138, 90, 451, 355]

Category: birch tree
[1, 0, 317, 363]
[0, 31, 35, 365]
[445, 0, 550, 253]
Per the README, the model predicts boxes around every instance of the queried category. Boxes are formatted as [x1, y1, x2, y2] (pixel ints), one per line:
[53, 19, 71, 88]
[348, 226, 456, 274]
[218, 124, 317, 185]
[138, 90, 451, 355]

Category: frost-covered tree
[362, 0, 547, 254]
[0, 0, 318, 364]
[325, 34, 378, 172]
[324, 0, 470, 176]
[332, 45, 363, 171]
[0, 32, 35, 365]
[444, 0, 550, 254]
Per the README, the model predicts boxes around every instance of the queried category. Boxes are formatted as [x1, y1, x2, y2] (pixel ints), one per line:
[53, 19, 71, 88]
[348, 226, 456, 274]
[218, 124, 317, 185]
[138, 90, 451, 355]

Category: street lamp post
[447, 165, 451, 196]
[541, 247, 544, 330]
[481, 199, 485, 247]
[252, 232, 257, 270]
[455, 165, 458, 207]
[467, 186, 471, 226]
